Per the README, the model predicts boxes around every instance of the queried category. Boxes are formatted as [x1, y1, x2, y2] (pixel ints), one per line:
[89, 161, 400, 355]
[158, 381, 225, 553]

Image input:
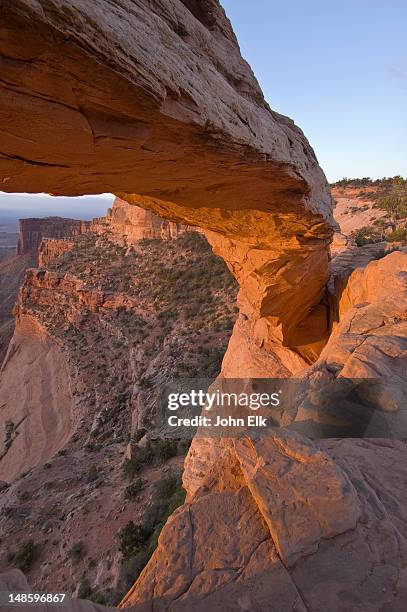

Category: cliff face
[17, 217, 91, 260]
[0, 230, 237, 604]
[0, 251, 34, 364]
[109, 197, 189, 243]
[1, 2, 407, 611]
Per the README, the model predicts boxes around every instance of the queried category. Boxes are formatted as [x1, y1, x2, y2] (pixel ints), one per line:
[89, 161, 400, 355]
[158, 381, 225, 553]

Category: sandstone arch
[4, 2, 407, 611]
[0, 0, 335, 367]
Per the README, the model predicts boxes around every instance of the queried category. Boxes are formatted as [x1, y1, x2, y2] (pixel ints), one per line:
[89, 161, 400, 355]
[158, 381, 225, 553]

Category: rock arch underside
[2, 1, 407, 611]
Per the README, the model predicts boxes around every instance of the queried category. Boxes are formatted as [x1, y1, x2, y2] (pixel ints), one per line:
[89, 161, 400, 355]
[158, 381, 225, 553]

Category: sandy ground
[332, 187, 387, 235]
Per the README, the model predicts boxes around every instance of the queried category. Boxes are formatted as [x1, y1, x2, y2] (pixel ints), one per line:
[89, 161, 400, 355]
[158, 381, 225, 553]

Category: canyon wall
[0, 231, 237, 603]
[1, 1, 407, 611]
[0, 0, 335, 367]
[109, 197, 189, 243]
[17, 217, 91, 259]
[0, 312, 75, 481]
[0, 251, 33, 364]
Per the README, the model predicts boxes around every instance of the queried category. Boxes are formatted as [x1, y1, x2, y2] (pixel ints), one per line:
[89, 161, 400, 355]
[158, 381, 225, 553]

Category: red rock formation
[1, 1, 406, 611]
[0, 0, 334, 363]
[0, 312, 74, 482]
[0, 251, 33, 364]
[38, 238, 75, 267]
[109, 197, 189, 243]
[17, 217, 90, 260]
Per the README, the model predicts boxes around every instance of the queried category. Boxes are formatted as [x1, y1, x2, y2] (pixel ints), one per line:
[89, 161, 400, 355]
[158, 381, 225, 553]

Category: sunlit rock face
[0, 0, 334, 363]
[109, 197, 188, 243]
[3, 2, 407, 611]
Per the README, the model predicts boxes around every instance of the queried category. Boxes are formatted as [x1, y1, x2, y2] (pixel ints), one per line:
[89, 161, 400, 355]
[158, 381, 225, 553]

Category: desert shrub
[119, 521, 151, 559]
[123, 446, 153, 479]
[152, 439, 178, 464]
[89, 592, 108, 605]
[11, 540, 39, 573]
[77, 578, 92, 599]
[155, 472, 181, 499]
[139, 377, 152, 390]
[86, 465, 99, 483]
[148, 482, 186, 553]
[17, 490, 31, 502]
[386, 227, 407, 242]
[351, 226, 381, 246]
[69, 541, 85, 562]
[132, 428, 147, 443]
[124, 478, 144, 500]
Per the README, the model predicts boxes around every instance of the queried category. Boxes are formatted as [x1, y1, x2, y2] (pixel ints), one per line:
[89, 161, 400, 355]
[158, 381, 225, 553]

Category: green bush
[123, 447, 153, 479]
[11, 540, 39, 573]
[386, 227, 407, 242]
[119, 521, 151, 559]
[86, 465, 98, 483]
[89, 592, 108, 605]
[152, 439, 178, 464]
[124, 478, 144, 500]
[69, 541, 85, 562]
[351, 226, 381, 246]
[148, 484, 186, 553]
[132, 428, 147, 443]
[77, 578, 92, 599]
[155, 472, 181, 499]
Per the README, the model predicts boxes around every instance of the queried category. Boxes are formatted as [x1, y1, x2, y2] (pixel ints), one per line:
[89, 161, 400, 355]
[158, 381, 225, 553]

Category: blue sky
[0, 193, 113, 229]
[222, 0, 407, 181]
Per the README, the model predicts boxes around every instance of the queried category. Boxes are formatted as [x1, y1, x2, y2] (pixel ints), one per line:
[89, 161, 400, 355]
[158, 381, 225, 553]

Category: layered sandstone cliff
[1, 1, 406, 611]
[17, 217, 91, 260]
[108, 198, 189, 243]
[0, 230, 237, 604]
[0, 251, 34, 364]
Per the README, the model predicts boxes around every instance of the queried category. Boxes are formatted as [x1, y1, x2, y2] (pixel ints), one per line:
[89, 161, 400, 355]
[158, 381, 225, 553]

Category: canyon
[0, 197, 192, 365]
[0, 1, 407, 611]
[0, 223, 237, 604]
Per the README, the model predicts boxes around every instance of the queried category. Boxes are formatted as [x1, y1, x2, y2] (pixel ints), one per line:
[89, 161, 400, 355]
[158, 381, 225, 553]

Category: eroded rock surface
[123, 432, 407, 611]
[1, 2, 406, 611]
[0, 0, 335, 361]
[17, 218, 90, 260]
[122, 250, 407, 610]
[109, 198, 189, 243]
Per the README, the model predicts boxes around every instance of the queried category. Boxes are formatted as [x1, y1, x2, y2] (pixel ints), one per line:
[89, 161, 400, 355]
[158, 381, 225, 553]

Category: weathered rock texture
[0, 0, 335, 362]
[38, 238, 75, 267]
[1, 2, 406, 611]
[0, 251, 34, 364]
[17, 217, 90, 259]
[122, 252, 407, 611]
[109, 197, 189, 243]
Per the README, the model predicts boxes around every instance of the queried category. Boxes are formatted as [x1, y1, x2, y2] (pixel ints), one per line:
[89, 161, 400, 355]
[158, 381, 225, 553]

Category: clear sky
[222, 0, 407, 181]
[0, 193, 113, 230]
